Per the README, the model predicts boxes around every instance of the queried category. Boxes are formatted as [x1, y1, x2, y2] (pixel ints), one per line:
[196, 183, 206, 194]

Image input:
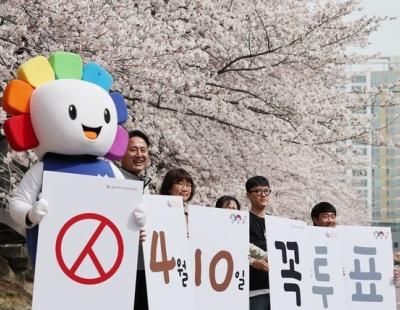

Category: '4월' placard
[188, 206, 249, 310]
[142, 194, 195, 310]
[32, 171, 142, 310]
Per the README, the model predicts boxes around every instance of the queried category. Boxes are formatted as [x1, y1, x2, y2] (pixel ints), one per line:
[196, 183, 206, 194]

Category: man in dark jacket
[246, 176, 271, 310]
[120, 130, 151, 193]
[120, 129, 151, 310]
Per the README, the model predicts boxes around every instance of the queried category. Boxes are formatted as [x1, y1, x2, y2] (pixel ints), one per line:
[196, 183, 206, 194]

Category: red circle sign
[55, 213, 124, 285]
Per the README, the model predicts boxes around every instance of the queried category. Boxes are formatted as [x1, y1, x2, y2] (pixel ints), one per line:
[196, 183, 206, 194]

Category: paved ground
[0, 279, 32, 310]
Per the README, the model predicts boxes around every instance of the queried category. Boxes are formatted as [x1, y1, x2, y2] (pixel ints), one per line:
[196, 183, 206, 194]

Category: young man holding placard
[311, 202, 400, 295]
[311, 202, 337, 228]
[246, 176, 271, 310]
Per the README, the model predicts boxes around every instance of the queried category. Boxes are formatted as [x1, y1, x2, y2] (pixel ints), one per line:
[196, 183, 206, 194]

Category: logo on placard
[105, 184, 137, 192]
[167, 200, 181, 208]
[373, 230, 388, 239]
[229, 213, 247, 224]
[325, 231, 338, 238]
[55, 213, 124, 285]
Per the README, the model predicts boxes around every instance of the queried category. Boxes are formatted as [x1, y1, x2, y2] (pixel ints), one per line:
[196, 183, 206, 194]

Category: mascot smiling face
[3, 52, 128, 160]
[30, 79, 118, 158]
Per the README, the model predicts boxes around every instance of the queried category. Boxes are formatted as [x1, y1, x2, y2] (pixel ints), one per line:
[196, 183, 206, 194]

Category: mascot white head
[3, 52, 128, 160]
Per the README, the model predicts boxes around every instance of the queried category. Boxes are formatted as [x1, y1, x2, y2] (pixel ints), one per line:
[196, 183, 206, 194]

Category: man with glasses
[246, 176, 272, 310]
[311, 202, 337, 227]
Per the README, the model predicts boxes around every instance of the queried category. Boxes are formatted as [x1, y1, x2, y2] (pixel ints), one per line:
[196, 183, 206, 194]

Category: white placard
[306, 226, 346, 309]
[188, 205, 249, 310]
[142, 195, 195, 310]
[32, 171, 142, 310]
[338, 225, 396, 310]
[265, 215, 310, 310]
[267, 216, 396, 310]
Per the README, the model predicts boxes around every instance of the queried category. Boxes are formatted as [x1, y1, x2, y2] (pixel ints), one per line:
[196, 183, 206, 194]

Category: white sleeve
[110, 161, 124, 179]
[9, 162, 43, 228]
[249, 243, 267, 260]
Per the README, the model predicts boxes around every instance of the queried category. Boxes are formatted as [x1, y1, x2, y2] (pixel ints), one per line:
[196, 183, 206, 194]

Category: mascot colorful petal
[2, 52, 133, 269]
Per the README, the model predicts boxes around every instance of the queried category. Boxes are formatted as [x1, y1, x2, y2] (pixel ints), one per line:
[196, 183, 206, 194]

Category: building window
[357, 189, 368, 198]
[353, 179, 368, 187]
[354, 147, 367, 156]
[353, 169, 367, 177]
[353, 75, 367, 83]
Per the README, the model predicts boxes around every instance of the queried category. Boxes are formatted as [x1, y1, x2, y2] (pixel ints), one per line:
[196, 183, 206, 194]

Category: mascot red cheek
[2, 52, 145, 270]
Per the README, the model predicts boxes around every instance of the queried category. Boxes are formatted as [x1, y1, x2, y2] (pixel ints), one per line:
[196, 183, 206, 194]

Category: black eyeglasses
[174, 181, 192, 188]
[249, 189, 272, 196]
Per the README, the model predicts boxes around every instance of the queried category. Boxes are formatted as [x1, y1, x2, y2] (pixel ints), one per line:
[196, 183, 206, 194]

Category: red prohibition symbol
[55, 213, 124, 285]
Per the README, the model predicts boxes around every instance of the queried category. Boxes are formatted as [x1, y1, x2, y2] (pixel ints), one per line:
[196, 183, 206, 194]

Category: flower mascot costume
[2, 52, 145, 270]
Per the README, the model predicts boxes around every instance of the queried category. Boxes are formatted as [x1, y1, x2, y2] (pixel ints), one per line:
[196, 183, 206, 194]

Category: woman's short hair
[215, 195, 241, 210]
[159, 168, 195, 201]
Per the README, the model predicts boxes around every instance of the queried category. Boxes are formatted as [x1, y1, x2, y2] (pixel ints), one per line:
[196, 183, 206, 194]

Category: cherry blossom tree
[0, 0, 387, 226]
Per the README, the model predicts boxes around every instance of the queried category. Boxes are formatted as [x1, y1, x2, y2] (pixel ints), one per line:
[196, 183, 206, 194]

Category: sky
[357, 0, 400, 56]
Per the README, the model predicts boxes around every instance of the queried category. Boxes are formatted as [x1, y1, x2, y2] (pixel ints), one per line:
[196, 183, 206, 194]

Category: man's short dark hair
[311, 202, 336, 220]
[128, 130, 150, 147]
[245, 176, 270, 192]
